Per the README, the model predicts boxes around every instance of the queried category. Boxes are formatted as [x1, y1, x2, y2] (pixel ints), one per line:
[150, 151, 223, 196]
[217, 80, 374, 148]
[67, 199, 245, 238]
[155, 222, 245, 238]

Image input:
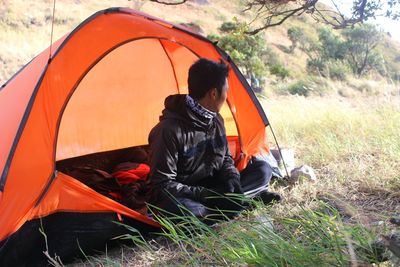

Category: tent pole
[268, 124, 290, 178]
[48, 0, 57, 61]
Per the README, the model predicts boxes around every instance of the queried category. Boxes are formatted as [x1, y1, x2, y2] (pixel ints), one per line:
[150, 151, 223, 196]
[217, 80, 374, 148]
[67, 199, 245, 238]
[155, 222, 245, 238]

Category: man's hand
[225, 177, 243, 194]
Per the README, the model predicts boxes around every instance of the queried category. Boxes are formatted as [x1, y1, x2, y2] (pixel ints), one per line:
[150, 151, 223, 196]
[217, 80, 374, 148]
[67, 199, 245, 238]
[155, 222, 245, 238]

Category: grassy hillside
[1, 0, 399, 92]
[0, 0, 247, 85]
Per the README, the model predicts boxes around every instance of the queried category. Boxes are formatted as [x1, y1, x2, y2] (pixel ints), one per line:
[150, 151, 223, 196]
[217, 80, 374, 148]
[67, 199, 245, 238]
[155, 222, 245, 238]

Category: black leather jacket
[148, 94, 239, 201]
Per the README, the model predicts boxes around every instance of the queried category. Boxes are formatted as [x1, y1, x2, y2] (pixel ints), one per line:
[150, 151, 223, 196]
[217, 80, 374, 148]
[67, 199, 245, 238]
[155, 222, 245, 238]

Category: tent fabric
[0, 36, 66, 189]
[0, 7, 269, 245]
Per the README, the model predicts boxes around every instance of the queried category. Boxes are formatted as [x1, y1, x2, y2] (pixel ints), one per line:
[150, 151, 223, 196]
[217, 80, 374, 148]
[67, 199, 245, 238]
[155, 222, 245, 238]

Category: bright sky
[374, 16, 400, 42]
[319, 0, 400, 42]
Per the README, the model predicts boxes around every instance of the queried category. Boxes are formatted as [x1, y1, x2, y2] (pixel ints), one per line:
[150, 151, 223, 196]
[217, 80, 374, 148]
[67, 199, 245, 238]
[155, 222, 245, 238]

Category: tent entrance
[53, 37, 240, 213]
[56, 37, 238, 162]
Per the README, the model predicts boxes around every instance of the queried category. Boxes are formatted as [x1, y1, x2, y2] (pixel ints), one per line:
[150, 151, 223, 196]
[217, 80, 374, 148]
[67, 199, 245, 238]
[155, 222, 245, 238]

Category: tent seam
[0, 9, 111, 191]
[0, 65, 49, 191]
[158, 39, 181, 94]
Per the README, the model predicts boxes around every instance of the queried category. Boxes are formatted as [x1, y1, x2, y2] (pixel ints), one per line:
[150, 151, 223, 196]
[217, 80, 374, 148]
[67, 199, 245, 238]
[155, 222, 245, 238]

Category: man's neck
[197, 98, 215, 113]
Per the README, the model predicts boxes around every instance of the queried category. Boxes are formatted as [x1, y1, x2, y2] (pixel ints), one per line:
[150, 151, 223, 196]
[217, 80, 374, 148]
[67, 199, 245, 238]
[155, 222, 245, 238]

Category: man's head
[188, 58, 229, 112]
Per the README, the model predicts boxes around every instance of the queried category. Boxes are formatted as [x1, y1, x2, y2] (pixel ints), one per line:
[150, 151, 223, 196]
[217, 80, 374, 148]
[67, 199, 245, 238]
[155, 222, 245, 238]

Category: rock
[372, 221, 385, 226]
[290, 165, 317, 182]
[254, 214, 274, 228]
[380, 233, 400, 259]
[390, 217, 400, 226]
[253, 214, 274, 239]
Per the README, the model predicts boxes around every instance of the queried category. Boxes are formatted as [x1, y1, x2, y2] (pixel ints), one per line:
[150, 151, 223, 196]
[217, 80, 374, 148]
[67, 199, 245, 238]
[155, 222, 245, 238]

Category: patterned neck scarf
[185, 95, 216, 121]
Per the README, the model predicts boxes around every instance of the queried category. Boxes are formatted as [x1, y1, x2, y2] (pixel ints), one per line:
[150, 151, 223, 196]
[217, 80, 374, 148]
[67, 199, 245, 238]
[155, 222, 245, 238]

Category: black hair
[188, 58, 229, 100]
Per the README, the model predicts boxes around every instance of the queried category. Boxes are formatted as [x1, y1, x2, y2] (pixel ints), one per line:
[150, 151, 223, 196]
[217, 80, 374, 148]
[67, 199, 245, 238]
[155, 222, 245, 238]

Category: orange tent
[0, 8, 270, 264]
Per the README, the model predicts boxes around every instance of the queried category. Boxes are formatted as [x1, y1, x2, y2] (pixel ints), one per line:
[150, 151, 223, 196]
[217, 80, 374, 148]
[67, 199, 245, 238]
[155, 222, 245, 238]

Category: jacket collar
[185, 95, 216, 122]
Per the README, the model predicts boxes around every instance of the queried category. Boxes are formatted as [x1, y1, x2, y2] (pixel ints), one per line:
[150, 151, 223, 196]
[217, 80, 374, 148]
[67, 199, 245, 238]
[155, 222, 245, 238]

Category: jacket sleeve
[148, 123, 206, 201]
[220, 145, 240, 181]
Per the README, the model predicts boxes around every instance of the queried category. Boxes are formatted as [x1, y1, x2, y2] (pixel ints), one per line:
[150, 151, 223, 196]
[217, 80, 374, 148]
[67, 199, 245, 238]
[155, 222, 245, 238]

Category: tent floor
[0, 211, 159, 267]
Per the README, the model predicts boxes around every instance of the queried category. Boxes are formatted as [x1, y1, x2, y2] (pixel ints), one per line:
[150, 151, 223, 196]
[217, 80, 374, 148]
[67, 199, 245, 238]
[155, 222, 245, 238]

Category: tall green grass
[167, 203, 373, 266]
[86, 201, 383, 266]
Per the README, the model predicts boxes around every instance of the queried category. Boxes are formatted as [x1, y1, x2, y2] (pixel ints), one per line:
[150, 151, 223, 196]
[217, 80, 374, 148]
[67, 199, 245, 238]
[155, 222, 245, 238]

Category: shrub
[280, 78, 333, 97]
[269, 64, 290, 79]
[219, 21, 237, 33]
[287, 80, 314, 96]
[287, 26, 304, 53]
[343, 24, 383, 76]
[306, 58, 327, 77]
[208, 20, 268, 84]
[317, 27, 346, 60]
[307, 59, 351, 81]
[327, 60, 351, 81]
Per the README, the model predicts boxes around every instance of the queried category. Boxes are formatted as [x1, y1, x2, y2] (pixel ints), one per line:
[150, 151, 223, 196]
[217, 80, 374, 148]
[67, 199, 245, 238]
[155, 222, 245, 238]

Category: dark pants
[152, 157, 272, 222]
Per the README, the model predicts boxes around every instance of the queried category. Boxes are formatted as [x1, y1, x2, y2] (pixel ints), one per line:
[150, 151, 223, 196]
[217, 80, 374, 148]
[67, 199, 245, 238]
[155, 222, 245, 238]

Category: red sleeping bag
[111, 162, 150, 185]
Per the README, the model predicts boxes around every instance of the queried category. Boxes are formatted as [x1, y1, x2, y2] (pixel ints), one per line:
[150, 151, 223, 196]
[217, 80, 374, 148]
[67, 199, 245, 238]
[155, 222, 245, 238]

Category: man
[148, 58, 280, 221]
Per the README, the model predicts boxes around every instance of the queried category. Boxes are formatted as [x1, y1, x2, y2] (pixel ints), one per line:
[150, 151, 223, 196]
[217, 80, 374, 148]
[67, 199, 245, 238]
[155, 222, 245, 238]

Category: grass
[71, 202, 386, 266]
[263, 95, 400, 170]
[154, 203, 381, 266]
[263, 95, 400, 223]
[68, 95, 400, 266]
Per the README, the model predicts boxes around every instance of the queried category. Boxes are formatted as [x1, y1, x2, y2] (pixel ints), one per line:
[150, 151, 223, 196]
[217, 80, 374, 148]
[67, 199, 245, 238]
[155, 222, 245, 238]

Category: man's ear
[210, 88, 218, 100]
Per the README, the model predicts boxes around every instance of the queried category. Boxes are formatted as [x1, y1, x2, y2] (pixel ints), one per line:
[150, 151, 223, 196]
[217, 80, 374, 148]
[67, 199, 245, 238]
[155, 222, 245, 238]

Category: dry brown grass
[264, 95, 400, 229]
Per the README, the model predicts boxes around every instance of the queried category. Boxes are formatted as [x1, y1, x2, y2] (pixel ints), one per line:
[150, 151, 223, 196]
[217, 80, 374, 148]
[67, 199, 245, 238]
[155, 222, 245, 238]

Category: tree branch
[149, 0, 188, 5]
[246, 5, 305, 34]
[244, 0, 318, 34]
[243, 0, 397, 34]
[329, 0, 346, 22]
